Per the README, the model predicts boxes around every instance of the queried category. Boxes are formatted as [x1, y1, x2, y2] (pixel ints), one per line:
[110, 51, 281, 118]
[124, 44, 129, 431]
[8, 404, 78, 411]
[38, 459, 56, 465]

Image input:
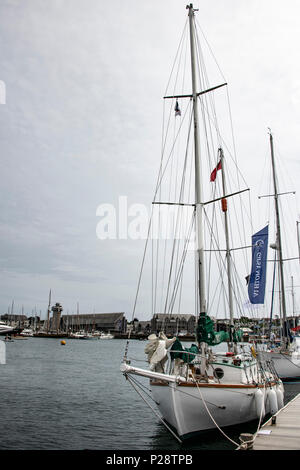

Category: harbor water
[1, 337, 299, 450]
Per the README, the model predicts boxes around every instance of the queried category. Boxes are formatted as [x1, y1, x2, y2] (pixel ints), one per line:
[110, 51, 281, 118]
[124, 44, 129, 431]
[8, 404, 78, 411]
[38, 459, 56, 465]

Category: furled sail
[170, 339, 199, 363]
[196, 314, 229, 345]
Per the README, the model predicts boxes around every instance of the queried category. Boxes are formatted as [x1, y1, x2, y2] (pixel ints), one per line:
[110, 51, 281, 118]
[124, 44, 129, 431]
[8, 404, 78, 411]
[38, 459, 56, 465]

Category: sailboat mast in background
[46, 289, 51, 333]
[269, 130, 288, 348]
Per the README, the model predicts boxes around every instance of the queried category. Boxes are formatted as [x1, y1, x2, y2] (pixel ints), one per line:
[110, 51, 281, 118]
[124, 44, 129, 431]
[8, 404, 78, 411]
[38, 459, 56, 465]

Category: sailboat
[120, 4, 283, 441]
[257, 131, 300, 381]
[0, 321, 15, 336]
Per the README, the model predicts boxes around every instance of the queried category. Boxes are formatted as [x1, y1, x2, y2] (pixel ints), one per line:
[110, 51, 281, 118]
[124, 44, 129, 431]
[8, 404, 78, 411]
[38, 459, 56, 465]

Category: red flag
[291, 325, 300, 332]
[210, 160, 222, 182]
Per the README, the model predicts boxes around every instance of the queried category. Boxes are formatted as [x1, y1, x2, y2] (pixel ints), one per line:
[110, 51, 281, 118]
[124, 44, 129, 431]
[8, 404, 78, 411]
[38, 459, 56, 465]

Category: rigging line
[125, 374, 183, 444]
[208, 259, 227, 320]
[163, 108, 177, 310]
[163, 112, 194, 313]
[195, 39, 216, 153]
[170, 124, 190, 304]
[230, 260, 250, 319]
[155, 24, 189, 207]
[128, 374, 157, 403]
[168, 212, 196, 314]
[163, 18, 188, 98]
[154, 79, 184, 214]
[177, 190, 194, 313]
[177, 127, 196, 313]
[174, 181, 193, 314]
[215, 153, 249, 274]
[202, 85, 248, 193]
[246, 190, 254, 271]
[196, 77, 221, 188]
[196, 86, 249, 192]
[154, 108, 191, 278]
[208, 270, 225, 320]
[153, 103, 172, 316]
[169, 207, 190, 312]
[177, 250, 185, 314]
[155, 100, 185, 313]
[269, 250, 277, 337]
[279, 196, 297, 268]
[229, 235, 255, 321]
[171, 130, 194, 311]
[206, 184, 219, 312]
[153, 205, 160, 314]
[202, 206, 232, 314]
[151, 213, 155, 317]
[131, 204, 155, 323]
[232, 193, 250, 260]
[195, 28, 231, 182]
[222, 185, 252, 289]
[195, 246, 199, 318]
[153, 101, 170, 313]
[153, 100, 192, 204]
[163, 212, 186, 314]
[190, 371, 239, 448]
[204, 207, 222, 314]
[194, 25, 223, 154]
[225, 85, 238, 168]
[206, 197, 248, 322]
[173, 17, 190, 205]
[170, 208, 188, 313]
[194, 18, 226, 83]
[194, 17, 241, 186]
[278, 353, 300, 370]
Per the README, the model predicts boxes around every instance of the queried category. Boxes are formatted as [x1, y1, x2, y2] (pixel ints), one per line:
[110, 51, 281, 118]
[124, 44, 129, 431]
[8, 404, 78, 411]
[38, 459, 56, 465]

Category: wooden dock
[245, 393, 300, 450]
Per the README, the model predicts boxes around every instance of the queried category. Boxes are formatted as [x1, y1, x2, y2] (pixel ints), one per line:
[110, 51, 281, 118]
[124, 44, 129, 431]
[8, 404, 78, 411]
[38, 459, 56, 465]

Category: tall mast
[219, 148, 234, 347]
[187, 4, 206, 318]
[269, 131, 288, 347]
[291, 275, 296, 329]
[297, 221, 300, 264]
[47, 289, 51, 333]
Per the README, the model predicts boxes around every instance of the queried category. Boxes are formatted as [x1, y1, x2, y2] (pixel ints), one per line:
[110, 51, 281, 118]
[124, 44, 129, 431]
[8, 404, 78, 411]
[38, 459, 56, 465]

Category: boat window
[213, 368, 224, 379]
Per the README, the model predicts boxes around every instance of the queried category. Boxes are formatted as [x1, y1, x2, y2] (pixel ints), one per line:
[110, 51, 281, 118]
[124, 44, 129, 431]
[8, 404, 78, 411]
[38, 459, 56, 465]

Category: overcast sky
[1, 0, 300, 321]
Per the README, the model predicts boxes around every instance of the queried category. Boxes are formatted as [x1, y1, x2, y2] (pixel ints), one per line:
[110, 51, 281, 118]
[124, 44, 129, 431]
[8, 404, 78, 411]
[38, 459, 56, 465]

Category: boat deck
[251, 393, 300, 450]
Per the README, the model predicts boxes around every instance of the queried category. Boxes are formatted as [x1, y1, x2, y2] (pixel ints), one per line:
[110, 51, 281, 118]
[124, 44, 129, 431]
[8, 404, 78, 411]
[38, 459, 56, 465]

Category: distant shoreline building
[61, 312, 127, 333]
[151, 314, 196, 336]
[1, 314, 27, 324]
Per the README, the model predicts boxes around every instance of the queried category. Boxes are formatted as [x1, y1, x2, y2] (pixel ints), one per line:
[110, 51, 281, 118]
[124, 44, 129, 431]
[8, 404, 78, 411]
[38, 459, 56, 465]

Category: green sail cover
[196, 313, 243, 346]
[170, 315, 243, 362]
[170, 339, 199, 363]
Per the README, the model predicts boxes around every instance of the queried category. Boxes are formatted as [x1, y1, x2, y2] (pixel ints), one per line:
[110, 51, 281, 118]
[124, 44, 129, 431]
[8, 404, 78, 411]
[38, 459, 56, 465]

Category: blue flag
[248, 225, 269, 304]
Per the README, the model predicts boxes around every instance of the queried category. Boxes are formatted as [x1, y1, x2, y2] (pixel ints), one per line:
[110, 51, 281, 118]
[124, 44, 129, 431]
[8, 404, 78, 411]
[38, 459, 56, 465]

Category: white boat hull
[0, 326, 15, 336]
[258, 350, 300, 381]
[151, 381, 281, 438]
[121, 361, 284, 439]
